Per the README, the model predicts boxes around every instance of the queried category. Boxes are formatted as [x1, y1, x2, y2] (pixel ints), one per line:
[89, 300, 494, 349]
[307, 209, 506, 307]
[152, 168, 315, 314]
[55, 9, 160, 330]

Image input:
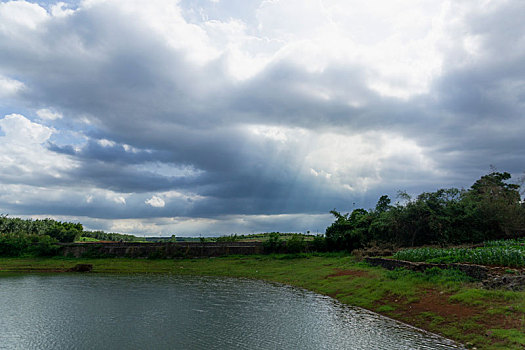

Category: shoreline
[1, 254, 524, 349]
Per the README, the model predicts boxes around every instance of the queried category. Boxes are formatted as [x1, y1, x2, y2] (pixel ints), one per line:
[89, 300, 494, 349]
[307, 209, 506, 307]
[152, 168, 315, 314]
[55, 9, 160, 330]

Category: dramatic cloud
[0, 0, 524, 235]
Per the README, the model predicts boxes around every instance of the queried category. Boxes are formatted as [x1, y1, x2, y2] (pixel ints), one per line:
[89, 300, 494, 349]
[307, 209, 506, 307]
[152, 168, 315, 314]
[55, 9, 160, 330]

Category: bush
[46, 223, 81, 243]
[0, 233, 59, 257]
[28, 235, 60, 256]
[386, 267, 474, 284]
[0, 233, 30, 256]
[263, 232, 282, 253]
[286, 235, 306, 253]
[215, 234, 240, 242]
[311, 235, 327, 252]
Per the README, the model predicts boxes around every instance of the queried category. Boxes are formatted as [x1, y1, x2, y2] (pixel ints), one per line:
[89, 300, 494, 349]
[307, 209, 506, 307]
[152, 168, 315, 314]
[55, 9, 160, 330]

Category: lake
[0, 274, 463, 349]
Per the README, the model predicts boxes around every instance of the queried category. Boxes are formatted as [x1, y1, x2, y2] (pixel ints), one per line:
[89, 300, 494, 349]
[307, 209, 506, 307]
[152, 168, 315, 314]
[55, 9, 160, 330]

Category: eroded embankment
[365, 257, 525, 291]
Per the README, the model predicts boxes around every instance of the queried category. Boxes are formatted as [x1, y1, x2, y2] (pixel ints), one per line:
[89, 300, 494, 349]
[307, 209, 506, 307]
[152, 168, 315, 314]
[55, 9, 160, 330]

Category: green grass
[489, 329, 525, 346]
[450, 288, 525, 312]
[75, 236, 100, 242]
[386, 267, 475, 285]
[419, 312, 446, 328]
[377, 304, 397, 312]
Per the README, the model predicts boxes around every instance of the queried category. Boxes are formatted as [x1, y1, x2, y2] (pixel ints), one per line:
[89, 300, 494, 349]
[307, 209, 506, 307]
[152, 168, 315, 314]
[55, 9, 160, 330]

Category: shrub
[216, 234, 239, 242]
[311, 235, 327, 252]
[0, 233, 30, 256]
[286, 234, 306, 253]
[0, 233, 59, 257]
[28, 235, 60, 256]
[263, 232, 282, 253]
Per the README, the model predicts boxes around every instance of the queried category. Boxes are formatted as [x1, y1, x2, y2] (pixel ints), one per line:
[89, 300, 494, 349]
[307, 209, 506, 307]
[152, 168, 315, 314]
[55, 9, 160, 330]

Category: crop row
[393, 245, 525, 267]
[483, 238, 525, 247]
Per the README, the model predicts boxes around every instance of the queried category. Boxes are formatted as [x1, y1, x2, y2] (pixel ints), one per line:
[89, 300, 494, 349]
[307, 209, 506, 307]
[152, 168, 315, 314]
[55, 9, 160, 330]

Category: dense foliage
[0, 216, 83, 243]
[0, 216, 85, 256]
[325, 172, 525, 251]
[0, 216, 143, 256]
[0, 233, 59, 257]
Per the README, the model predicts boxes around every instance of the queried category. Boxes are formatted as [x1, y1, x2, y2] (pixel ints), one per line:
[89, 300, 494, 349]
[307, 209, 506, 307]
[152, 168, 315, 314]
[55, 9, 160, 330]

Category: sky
[0, 0, 524, 236]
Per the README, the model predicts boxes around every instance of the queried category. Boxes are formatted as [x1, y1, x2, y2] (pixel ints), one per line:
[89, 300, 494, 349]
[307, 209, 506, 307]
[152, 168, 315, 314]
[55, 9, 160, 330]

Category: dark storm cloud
[0, 0, 524, 234]
[229, 63, 375, 128]
[69, 163, 193, 193]
[48, 139, 173, 165]
[420, 2, 525, 179]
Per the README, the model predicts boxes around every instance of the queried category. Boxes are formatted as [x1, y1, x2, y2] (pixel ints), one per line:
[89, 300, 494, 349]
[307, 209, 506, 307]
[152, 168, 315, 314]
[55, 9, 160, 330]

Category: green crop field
[393, 239, 525, 267]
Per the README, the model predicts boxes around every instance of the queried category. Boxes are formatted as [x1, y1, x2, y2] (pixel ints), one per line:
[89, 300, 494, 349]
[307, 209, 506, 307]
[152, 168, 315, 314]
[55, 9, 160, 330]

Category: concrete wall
[59, 242, 264, 258]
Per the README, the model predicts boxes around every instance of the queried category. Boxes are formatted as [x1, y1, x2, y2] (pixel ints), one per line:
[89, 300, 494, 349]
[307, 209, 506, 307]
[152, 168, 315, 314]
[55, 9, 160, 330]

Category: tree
[325, 208, 371, 251]
[464, 171, 523, 239]
[375, 195, 392, 213]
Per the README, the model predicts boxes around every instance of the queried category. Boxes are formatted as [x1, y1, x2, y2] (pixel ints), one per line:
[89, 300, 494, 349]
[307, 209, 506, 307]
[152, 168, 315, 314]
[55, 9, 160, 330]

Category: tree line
[0, 216, 139, 256]
[0, 216, 83, 256]
[325, 171, 525, 251]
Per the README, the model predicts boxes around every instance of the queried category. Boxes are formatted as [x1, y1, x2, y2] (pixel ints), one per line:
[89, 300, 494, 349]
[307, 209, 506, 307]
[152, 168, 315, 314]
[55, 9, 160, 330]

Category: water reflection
[0, 274, 464, 349]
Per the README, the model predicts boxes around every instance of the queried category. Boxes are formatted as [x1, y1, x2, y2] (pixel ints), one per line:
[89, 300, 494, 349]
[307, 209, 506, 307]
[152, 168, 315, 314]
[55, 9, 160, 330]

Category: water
[0, 274, 463, 349]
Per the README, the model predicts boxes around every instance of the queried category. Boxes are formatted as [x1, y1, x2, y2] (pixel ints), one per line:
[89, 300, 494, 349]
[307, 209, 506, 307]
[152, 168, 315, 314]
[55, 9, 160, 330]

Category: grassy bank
[1, 254, 524, 349]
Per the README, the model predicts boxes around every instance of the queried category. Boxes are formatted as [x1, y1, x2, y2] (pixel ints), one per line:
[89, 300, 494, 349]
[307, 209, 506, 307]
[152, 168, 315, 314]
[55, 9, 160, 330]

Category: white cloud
[0, 183, 78, 207]
[162, 190, 204, 202]
[93, 0, 219, 65]
[0, 114, 53, 143]
[50, 2, 75, 17]
[97, 139, 116, 147]
[113, 196, 126, 205]
[0, 75, 25, 97]
[248, 124, 290, 142]
[145, 195, 165, 208]
[0, 0, 49, 32]
[247, 124, 441, 193]
[36, 108, 63, 120]
[0, 114, 76, 181]
[250, 0, 449, 97]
